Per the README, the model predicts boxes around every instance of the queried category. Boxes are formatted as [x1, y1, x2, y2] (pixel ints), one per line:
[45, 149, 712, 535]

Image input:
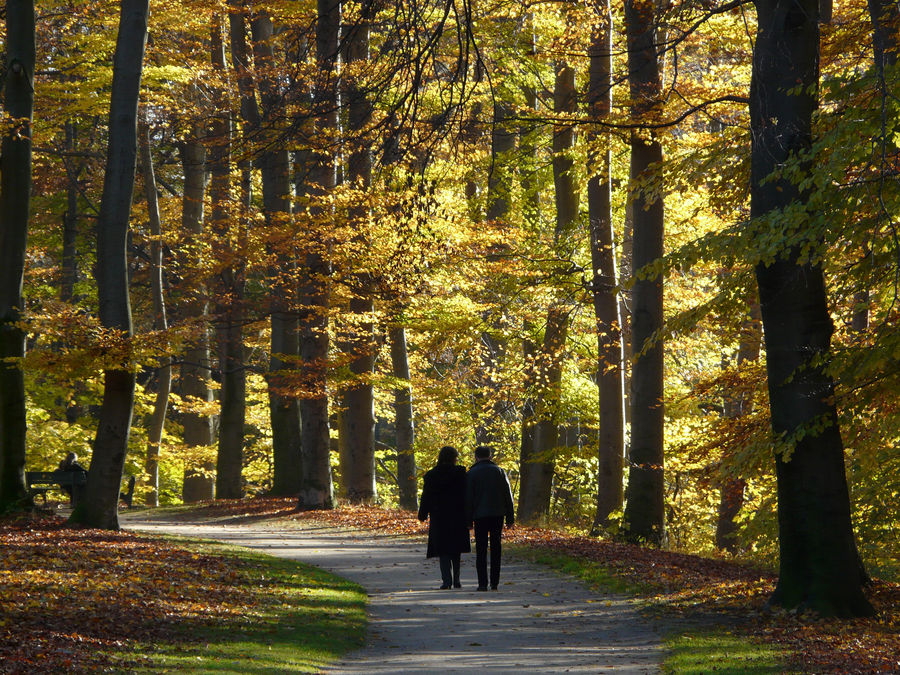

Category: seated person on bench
[58, 452, 87, 498]
[59, 452, 87, 473]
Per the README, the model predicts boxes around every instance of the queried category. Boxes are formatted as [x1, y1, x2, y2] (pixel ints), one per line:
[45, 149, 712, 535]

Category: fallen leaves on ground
[1, 513, 287, 674]
[185, 497, 899, 674]
[5, 499, 898, 674]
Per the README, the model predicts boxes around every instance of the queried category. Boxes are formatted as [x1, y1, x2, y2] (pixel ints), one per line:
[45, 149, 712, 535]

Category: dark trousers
[438, 554, 461, 586]
[474, 516, 504, 589]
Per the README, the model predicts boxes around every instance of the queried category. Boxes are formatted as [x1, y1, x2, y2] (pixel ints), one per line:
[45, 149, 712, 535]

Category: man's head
[474, 445, 493, 460]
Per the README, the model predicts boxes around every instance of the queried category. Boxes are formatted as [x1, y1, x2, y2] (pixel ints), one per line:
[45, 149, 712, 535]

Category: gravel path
[122, 512, 663, 673]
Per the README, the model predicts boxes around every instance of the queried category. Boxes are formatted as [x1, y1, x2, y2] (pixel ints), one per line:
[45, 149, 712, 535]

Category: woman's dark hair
[437, 445, 458, 465]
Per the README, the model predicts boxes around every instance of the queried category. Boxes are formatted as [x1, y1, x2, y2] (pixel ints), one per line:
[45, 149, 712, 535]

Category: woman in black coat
[417, 445, 471, 589]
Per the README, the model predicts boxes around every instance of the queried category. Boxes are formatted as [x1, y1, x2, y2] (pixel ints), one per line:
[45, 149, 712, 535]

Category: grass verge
[0, 516, 366, 673]
[663, 630, 790, 674]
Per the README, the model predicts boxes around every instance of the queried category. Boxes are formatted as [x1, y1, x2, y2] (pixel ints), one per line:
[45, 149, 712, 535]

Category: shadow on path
[122, 512, 662, 673]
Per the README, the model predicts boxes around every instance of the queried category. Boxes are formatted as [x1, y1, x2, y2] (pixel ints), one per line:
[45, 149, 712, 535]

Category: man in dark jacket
[466, 445, 515, 591]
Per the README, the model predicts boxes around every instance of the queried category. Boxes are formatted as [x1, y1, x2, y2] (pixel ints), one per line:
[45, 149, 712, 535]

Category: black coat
[465, 459, 515, 524]
[418, 463, 471, 558]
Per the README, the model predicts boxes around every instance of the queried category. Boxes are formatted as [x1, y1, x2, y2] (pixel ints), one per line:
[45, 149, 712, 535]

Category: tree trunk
[179, 135, 215, 503]
[0, 0, 35, 512]
[69, 0, 148, 529]
[750, 0, 873, 617]
[518, 58, 578, 524]
[338, 16, 377, 503]
[138, 121, 171, 508]
[474, 98, 516, 447]
[622, 0, 666, 546]
[210, 17, 243, 500]
[390, 325, 417, 510]
[298, 0, 340, 510]
[587, 0, 625, 531]
[248, 14, 303, 497]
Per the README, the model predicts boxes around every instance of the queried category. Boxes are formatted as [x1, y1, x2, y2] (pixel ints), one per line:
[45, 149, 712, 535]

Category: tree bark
[338, 16, 377, 503]
[179, 133, 215, 503]
[298, 0, 340, 510]
[474, 98, 516, 447]
[390, 325, 417, 510]
[210, 17, 244, 500]
[587, 0, 625, 531]
[249, 13, 304, 497]
[751, 0, 873, 616]
[0, 0, 35, 512]
[138, 121, 171, 508]
[622, 0, 666, 546]
[69, 0, 148, 529]
[518, 58, 578, 524]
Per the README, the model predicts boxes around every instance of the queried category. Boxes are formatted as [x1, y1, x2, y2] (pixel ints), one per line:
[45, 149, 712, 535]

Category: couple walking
[417, 445, 515, 591]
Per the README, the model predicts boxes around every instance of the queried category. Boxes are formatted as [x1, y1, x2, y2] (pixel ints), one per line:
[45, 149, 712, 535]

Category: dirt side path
[122, 511, 663, 674]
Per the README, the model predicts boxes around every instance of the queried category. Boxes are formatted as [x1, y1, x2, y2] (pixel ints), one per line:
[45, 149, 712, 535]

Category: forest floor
[125, 498, 900, 673]
[3, 498, 898, 673]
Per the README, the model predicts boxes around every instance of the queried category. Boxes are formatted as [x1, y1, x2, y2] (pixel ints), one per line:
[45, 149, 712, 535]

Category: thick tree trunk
[751, 0, 873, 616]
[587, 0, 625, 531]
[518, 59, 578, 524]
[0, 0, 35, 511]
[621, 0, 666, 546]
[69, 0, 148, 529]
[298, 0, 340, 510]
[210, 18, 243, 500]
[338, 17, 377, 503]
[179, 137, 215, 503]
[390, 325, 417, 510]
[248, 14, 303, 497]
[138, 122, 171, 508]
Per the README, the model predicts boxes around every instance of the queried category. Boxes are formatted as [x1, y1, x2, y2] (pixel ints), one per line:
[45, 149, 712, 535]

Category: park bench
[26, 470, 87, 506]
[25, 471, 136, 508]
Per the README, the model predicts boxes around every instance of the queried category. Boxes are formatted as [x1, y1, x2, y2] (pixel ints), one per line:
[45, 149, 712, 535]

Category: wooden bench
[26, 470, 88, 506]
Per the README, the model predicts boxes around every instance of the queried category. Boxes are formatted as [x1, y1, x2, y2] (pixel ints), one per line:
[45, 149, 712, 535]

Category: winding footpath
[122, 511, 663, 673]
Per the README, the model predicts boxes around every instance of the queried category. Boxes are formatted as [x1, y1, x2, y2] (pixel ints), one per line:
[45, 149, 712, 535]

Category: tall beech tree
[138, 121, 171, 508]
[298, 0, 340, 510]
[586, 0, 625, 530]
[250, 11, 304, 497]
[750, 0, 874, 616]
[69, 0, 149, 529]
[209, 17, 243, 500]
[621, 0, 666, 545]
[390, 323, 417, 510]
[338, 8, 377, 503]
[178, 114, 216, 503]
[518, 54, 578, 524]
[0, 0, 36, 511]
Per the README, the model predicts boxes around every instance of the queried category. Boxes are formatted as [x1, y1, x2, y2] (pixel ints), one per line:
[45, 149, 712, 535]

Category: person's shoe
[439, 584, 452, 589]
[490, 585, 499, 591]
[453, 582, 462, 588]
[476, 586, 487, 591]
